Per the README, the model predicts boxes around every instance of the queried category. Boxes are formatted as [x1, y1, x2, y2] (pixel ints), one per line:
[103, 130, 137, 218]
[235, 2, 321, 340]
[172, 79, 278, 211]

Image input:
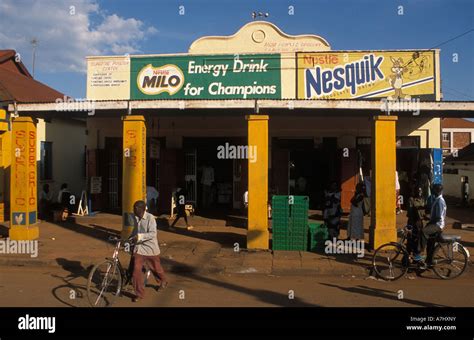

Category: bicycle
[372, 225, 470, 281]
[86, 236, 152, 307]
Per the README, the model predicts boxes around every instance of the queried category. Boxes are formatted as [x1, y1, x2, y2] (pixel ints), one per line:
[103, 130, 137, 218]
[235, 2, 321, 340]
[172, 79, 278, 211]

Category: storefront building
[8, 22, 474, 249]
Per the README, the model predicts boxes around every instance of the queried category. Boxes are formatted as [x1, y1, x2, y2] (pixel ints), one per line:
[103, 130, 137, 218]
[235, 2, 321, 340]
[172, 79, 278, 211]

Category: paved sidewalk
[0, 209, 473, 278]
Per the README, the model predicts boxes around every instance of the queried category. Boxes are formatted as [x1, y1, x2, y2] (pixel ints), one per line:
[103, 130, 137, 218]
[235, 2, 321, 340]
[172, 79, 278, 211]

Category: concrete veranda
[0, 205, 473, 278]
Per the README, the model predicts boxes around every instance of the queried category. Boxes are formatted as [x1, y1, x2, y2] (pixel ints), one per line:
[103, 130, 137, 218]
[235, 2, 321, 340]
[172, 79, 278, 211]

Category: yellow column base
[9, 226, 39, 240]
[247, 229, 270, 249]
[370, 227, 397, 250]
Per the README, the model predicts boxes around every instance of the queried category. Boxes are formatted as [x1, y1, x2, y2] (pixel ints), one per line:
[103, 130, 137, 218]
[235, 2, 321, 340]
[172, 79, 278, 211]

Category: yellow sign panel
[86, 56, 130, 100]
[297, 51, 435, 100]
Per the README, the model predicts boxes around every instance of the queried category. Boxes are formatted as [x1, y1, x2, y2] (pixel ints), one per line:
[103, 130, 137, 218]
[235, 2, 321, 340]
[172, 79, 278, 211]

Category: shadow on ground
[156, 217, 246, 248]
[319, 282, 447, 307]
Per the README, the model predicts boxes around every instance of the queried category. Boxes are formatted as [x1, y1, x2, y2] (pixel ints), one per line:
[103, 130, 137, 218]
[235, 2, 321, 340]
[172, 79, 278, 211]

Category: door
[233, 159, 242, 209]
[104, 138, 122, 212]
[107, 149, 120, 210]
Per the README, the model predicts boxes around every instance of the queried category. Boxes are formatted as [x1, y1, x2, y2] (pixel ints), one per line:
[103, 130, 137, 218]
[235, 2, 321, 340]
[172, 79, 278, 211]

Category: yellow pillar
[0, 109, 10, 222]
[370, 115, 398, 249]
[121, 115, 146, 239]
[9, 117, 39, 240]
[246, 115, 269, 249]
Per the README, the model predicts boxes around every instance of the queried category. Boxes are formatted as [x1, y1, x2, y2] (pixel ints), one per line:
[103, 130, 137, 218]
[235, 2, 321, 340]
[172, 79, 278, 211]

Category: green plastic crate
[308, 222, 328, 252]
[271, 195, 310, 251]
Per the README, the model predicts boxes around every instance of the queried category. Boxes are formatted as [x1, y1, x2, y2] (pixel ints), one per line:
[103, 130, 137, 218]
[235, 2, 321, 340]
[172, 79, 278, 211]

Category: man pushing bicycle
[129, 200, 168, 302]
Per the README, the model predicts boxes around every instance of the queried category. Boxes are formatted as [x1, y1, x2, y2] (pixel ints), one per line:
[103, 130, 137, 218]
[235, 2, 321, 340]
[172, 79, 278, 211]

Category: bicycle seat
[438, 234, 461, 243]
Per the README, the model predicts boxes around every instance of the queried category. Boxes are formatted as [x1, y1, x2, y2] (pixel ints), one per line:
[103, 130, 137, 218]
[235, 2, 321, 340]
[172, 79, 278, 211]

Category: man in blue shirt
[414, 184, 446, 265]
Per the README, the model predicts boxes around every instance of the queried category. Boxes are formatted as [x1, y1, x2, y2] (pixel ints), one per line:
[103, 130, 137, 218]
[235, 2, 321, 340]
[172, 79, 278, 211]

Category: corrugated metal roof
[0, 49, 64, 103]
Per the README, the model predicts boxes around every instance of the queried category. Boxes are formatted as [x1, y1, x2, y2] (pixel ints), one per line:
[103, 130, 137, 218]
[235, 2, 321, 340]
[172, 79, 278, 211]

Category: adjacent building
[0, 50, 86, 222]
[441, 117, 474, 155]
[7, 22, 474, 249]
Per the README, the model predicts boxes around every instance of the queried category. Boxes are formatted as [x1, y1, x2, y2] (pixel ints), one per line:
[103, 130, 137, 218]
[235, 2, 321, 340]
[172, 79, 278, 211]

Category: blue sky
[1, 0, 473, 100]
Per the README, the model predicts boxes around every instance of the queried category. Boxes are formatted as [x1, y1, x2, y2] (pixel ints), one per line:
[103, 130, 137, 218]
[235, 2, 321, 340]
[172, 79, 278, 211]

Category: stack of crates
[308, 222, 328, 252]
[272, 195, 309, 251]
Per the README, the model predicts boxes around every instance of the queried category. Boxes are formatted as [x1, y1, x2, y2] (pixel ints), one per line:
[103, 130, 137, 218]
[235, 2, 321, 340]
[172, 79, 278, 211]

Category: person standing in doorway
[146, 185, 159, 215]
[130, 200, 168, 302]
[39, 183, 52, 220]
[348, 182, 366, 241]
[395, 171, 402, 214]
[406, 185, 426, 256]
[201, 163, 214, 209]
[170, 183, 194, 230]
[323, 181, 342, 239]
[462, 177, 469, 207]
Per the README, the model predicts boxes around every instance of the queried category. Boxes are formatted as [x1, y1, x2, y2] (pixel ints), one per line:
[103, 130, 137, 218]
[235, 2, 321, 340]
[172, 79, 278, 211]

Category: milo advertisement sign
[131, 54, 281, 99]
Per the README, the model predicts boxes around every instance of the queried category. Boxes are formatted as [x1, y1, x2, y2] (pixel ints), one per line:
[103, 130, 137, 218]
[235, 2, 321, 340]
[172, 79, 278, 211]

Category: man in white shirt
[130, 200, 168, 302]
[57, 183, 70, 204]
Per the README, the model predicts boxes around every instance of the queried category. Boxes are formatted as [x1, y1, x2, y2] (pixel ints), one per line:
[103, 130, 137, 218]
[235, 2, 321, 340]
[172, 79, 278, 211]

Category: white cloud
[0, 0, 158, 72]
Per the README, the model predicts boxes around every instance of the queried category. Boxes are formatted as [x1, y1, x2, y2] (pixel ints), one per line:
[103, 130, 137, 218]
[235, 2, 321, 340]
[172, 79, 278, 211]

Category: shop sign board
[130, 54, 281, 99]
[87, 57, 130, 100]
[297, 51, 435, 100]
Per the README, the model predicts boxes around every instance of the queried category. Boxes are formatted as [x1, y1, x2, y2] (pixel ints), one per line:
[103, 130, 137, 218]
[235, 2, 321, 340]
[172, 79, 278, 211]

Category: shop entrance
[272, 138, 340, 209]
[183, 137, 247, 212]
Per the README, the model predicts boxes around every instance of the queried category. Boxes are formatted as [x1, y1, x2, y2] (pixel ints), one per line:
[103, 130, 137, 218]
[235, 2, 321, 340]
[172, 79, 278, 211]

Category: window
[40, 141, 53, 181]
[442, 132, 450, 142]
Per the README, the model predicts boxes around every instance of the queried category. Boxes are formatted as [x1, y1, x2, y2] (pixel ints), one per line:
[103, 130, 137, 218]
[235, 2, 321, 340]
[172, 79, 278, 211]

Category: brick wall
[453, 132, 472, 149]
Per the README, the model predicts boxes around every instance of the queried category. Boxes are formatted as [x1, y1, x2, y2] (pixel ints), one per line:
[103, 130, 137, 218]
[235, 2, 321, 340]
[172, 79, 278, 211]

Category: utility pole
[31, 38, 38, 78]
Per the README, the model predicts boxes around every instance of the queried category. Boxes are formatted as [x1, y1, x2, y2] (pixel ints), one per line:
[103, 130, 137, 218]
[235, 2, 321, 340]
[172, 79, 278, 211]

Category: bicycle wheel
[87, 260, 122, 307]
[432, 243, 468, 280]
[372, 243, 409, 281]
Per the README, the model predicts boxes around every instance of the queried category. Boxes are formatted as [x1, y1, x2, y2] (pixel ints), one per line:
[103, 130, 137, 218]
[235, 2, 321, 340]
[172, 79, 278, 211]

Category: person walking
[130, 200, 168, 302]
[462, 177, 469, 207]
[170, 184, 194, 230]
[347, 182, 366, 240]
